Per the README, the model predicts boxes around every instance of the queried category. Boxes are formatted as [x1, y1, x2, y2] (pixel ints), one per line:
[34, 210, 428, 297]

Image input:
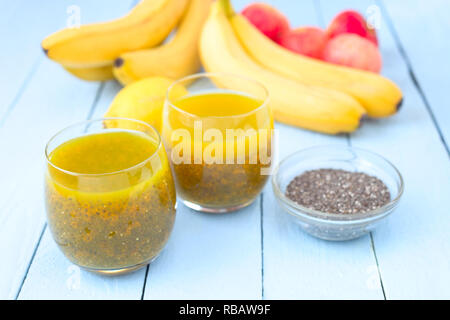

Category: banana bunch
[114, 0, 211, 85]
[199, 0, 403, 133]
[42, 0, 211, 82]
[43, 0, 403, 134]
[230, 12, 402, 118]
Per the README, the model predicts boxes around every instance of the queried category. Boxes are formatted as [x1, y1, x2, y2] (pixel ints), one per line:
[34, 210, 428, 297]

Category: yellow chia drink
[163, 73, 273, 213]
[45, 119, 176, 274]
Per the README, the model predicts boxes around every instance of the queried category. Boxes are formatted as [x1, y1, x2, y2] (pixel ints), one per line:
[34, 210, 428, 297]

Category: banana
[42, 0, 189, 69]
[63, 65, 114, 81]
[228, 2, 402, 118]
[199, 0, 366, 134]
[114, 0, 212, 86]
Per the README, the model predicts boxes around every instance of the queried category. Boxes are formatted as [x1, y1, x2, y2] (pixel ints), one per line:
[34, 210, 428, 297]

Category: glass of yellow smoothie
[45, 118, 176, 275]
[163, 73, 273, 213]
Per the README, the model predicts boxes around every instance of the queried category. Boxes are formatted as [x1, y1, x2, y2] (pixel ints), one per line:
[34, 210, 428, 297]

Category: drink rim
[45, 117, 162, 177]
[166, 72, 270, 120]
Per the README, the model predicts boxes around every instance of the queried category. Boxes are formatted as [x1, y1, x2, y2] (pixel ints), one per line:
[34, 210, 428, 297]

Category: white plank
[0, 0, 134, 300]
[320, 0, 450, 299]
[232, 0, 385, 299]
[381, 0, 450, 145]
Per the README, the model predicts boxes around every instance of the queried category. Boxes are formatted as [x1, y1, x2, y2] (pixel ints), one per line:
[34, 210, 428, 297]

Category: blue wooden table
[0, 0, 449, 300]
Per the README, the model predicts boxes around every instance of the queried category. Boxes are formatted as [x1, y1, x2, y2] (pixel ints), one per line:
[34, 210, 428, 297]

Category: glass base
[181, 197, 256, 213]
[81, 255, 159, 276]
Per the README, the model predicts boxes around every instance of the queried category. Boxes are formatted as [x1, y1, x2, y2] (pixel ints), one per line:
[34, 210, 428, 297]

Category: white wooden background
[0, 0, 449, 300]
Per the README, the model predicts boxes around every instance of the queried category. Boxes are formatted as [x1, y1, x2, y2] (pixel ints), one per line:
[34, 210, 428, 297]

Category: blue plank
[0, 0, 134, 300]
[380, 0, 450, 149]
[319, 0, 450, 299]
[19, 230, 147, 299]
[0, 0, 135, 122]
[6, 0, 450, 300]
[18, 81, 148, 300]
[0, 59, 100, 299]
[144, 199, 263, 299]
[233, 0, 384, 299]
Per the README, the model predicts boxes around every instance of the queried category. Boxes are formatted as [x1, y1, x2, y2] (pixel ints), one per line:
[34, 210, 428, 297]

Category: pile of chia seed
[285, 169, 391, 214]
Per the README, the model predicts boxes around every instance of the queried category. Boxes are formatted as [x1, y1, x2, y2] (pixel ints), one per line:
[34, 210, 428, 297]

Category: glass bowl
[272, 145, 404, 241]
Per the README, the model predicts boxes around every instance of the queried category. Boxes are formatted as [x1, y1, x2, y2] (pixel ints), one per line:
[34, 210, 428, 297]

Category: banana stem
[218, 0, 234, 17]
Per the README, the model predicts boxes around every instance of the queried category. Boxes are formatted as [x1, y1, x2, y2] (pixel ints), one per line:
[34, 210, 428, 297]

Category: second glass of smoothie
[162, 73, 273, 213]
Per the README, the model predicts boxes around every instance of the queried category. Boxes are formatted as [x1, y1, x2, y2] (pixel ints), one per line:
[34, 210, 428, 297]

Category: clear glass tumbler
[45, 118, 176, 275]
[162, 73, 273, 213]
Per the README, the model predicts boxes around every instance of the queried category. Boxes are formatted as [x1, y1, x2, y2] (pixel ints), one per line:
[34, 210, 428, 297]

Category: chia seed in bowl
[272, 146, 404, 241]
[285, 169, 391, 215]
